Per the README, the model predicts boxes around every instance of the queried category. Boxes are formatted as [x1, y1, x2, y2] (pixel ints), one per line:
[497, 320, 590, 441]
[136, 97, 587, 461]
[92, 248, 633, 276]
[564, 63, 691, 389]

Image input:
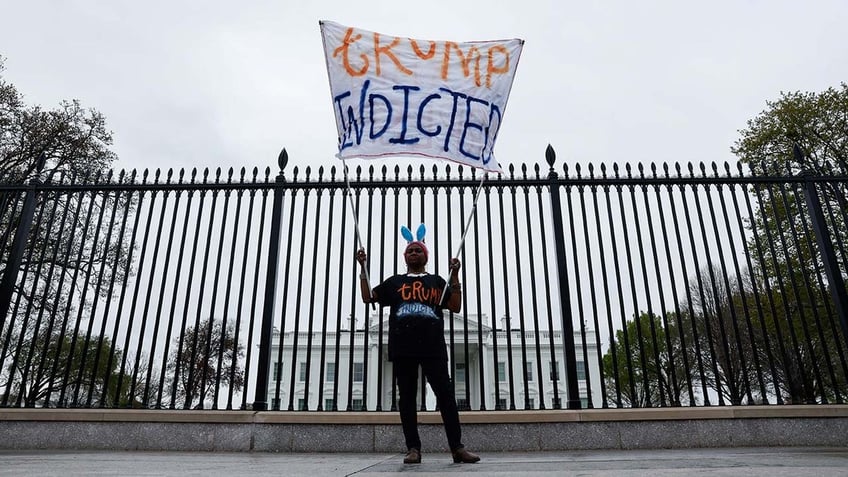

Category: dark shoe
[403, 448, 421, 464]
[451, 447, 480, 463]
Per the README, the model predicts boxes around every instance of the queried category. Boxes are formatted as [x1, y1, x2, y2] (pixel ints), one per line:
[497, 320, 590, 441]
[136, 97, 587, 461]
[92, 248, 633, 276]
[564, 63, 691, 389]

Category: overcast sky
[2, 1, 846, 176]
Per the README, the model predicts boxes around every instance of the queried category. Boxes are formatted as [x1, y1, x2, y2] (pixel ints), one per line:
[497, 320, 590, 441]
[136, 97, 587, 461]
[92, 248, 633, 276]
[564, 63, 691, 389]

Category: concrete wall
[1, 406, 847, 452]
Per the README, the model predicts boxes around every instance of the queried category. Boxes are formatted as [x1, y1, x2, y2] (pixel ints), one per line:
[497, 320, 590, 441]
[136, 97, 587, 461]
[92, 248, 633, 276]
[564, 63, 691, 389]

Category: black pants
[393, 357, 463, 452]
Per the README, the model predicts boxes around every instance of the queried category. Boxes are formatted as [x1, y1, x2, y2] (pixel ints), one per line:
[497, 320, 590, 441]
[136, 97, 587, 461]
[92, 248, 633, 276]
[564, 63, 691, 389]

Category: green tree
[1, 56, 132, 395]
[731, 84, 848, 403]
[165, 318, 245, 409]
[1, 322, 152, 408]
[602, 311, 698, 407]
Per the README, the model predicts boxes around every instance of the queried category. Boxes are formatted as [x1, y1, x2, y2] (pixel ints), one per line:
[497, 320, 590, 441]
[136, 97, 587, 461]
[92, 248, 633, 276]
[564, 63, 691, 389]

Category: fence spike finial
[545, 144, 556, 169]
[278, 148, 288, 171]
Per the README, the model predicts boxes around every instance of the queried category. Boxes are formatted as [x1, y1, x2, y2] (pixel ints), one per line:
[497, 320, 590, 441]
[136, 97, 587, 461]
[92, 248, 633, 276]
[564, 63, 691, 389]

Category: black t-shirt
[373, 274, 452, 360]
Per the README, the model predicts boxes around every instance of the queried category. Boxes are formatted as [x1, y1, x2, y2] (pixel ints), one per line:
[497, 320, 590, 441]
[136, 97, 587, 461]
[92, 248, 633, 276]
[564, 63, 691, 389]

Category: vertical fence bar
[78, 176, 122, 407]
[253, 150, 287, 411]
[331, 168, 348, 411]
[523, 165, 545, 409]
[102, 171, 141, 407]
[718, 165, 764, 403]
[791, 182, 841, 402]
[644, 164, 678, 407]
[656, 164, 694, 406]
[286, 168, 310, 411]
[626, 164, 656, 407]
[15, 182, 60, 407]
[274, 168, 298, 410]
[567, 164, 592, 409]
[242, 167, 271, 410]
[802, 173, 848, 351]
[819, 187, 848, 382]
[157, 170, 189, 408]
[31, 174, 75, 408]
[0, 159, 42, 337]
[222, 167, 245, 410]
[545, 145, 580, 409]
[303, 168, 324, 410]
[2, 180, 47, 406]
[702, 167, 745, 405]
[731, 165, 775, 403]
[496, 179, 516, 409]
[691, 168, 728, 406]
[508, 166, 530, 408]
[207, 169, 234, 409]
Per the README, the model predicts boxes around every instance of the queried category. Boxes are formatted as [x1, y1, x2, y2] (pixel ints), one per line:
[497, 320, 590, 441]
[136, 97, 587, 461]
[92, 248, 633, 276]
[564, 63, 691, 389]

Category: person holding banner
[355, 226, 480, 465]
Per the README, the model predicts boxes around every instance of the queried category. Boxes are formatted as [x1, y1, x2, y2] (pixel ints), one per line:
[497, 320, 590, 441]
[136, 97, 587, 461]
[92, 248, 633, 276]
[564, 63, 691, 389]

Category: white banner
[320, 21, 523, 174]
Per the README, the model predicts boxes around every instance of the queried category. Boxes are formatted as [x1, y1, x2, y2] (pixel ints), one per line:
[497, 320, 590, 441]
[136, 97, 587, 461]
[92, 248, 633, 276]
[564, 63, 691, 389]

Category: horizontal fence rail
[1, 148, 846, 412]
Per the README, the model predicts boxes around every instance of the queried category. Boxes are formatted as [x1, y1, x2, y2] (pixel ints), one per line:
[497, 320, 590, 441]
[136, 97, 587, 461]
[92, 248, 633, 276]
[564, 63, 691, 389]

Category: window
[549, 361, 559, 381]
[273, 362, 282, 381]
[497, 398, 507, 410]
[497, 362, 506, 382]
[353, 362, 364, 382]
[324, 398, 335, 411]
[525, 361, 534, 381]
[326, 362, 336, 382]
[576, 361, 586, 380]
[454, 362, 466, 383]
[298, 398, 307, 411]
[456, 398, 470, 410]
[299, 362, 308, 382]
[352, 398, 364, 410]
[271, 398, 281, 410]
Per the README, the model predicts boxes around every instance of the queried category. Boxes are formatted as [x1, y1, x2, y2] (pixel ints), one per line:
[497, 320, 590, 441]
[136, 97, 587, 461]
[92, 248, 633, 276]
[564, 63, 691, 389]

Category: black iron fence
[1, 147, 846, 411]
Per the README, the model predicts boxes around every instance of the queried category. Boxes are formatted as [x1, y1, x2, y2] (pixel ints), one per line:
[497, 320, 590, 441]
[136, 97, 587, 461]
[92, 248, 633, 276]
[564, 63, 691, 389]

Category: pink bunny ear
[416, 223, 426, 241]
[400, 225, 414, 243]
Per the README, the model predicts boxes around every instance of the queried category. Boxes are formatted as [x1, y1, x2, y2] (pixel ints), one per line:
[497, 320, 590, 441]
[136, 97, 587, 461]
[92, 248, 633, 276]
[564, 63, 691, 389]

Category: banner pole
[442, 172, 488, 304]
[342, 158, 375, 307]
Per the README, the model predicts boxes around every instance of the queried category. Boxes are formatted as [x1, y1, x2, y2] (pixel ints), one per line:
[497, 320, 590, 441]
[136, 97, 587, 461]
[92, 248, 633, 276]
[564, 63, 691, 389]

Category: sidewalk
[1, 447, 847, 476]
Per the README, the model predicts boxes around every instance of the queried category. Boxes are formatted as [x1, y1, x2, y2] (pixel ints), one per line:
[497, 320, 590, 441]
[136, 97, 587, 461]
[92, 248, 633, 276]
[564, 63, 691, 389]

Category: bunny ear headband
[401, 224, 428, 258]
[400, 223, 426, 243]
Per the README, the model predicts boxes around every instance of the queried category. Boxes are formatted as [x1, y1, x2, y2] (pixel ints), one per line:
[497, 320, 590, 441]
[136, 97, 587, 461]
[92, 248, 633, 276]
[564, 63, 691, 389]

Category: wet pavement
[1, 447, 847, 476]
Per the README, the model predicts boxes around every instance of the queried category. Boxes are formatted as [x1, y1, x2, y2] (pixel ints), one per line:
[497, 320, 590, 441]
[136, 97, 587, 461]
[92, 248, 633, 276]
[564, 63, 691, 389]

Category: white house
[266, 313, 602, 411]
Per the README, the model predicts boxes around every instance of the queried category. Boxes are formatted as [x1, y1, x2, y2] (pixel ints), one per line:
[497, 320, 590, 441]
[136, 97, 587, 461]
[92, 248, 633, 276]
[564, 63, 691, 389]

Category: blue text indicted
[333, 80, 503, 166]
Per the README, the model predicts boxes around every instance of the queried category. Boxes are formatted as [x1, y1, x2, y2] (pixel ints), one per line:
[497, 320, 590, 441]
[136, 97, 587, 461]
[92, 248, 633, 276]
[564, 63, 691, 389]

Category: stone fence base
[1, 406, 846, 452]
